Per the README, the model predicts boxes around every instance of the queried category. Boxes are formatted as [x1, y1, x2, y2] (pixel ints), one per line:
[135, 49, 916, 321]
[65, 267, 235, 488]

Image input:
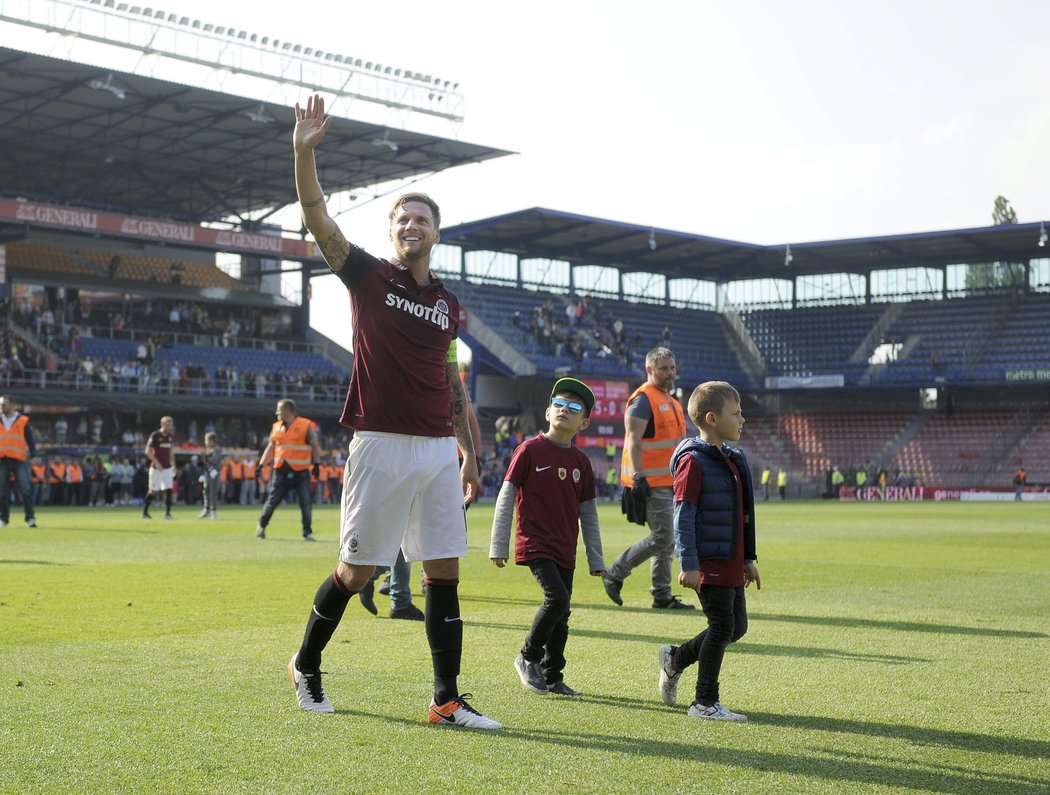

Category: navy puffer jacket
[671, 437, 757, 571]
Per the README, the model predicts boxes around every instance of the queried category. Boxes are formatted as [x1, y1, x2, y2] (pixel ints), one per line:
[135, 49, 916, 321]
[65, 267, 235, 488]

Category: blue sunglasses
[550, 396, 584, 414]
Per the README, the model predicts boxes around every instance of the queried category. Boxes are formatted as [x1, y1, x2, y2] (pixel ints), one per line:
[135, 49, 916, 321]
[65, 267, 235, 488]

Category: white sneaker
[27, 518, 37, 528]
[197, 510, 208, 519]
[514, 653, 549, 695]
[658, 645, 681, 706]
[687, 701, 747, 722]
[0, 520, 7, 528]
[428, 694, 502, 730]
[288, 653, 334, 713]
[164, 514, 175, 521]
[255, 524, 266, 539]
[209, 512, 217, 520]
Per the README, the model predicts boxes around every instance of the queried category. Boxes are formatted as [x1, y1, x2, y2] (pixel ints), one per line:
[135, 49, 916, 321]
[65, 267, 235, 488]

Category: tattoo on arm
[448, 363, 474, 457]
[317, 230, 350, 273]
[300, 196, 324, 208]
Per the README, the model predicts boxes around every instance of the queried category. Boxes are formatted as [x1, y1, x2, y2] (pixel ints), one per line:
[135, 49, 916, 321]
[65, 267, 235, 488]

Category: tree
[965, 196, 1023, 292]
[991, 195, 1018, 226]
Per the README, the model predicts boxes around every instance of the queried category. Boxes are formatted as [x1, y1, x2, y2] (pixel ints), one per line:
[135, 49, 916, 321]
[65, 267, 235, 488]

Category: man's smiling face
[390, 201, 440, 263]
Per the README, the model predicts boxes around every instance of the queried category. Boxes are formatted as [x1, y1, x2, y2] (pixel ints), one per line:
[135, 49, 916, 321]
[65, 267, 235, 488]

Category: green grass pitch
[1, 500, 1048, 793]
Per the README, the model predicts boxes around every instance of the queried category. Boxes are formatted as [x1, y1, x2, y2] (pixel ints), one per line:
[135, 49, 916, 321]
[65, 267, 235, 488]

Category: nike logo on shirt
[444, 616, 462, 623]
[535, 466, 551, 472]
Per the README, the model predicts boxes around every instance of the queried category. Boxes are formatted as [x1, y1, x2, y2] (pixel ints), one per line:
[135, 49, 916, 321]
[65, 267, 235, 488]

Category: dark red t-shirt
[674, 453, 746, 587]
[335, 245, 460, 438]
[146, 430, 173, 469]
[505, 434, 596, 569]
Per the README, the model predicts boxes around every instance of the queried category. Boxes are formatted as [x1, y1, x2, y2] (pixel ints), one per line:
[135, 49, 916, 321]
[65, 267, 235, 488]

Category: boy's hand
[490, 557, 506, 568]
[744, 563, 761, 590]
[678, 569, 701, 591]
[590, 569, 606, 577]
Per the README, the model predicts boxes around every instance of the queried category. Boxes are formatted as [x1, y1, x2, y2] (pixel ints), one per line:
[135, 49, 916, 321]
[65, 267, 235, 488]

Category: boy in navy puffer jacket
[656, 381, 761, 722]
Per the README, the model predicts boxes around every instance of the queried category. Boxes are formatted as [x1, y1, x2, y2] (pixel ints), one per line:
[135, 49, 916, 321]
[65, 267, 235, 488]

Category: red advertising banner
[0, 199, 324, 261]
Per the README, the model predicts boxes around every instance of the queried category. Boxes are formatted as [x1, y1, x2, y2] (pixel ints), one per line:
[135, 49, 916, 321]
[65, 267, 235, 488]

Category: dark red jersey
[505, 434, 596, 569]
[336, 245, 459, 438]
[146, 430, 174, 469]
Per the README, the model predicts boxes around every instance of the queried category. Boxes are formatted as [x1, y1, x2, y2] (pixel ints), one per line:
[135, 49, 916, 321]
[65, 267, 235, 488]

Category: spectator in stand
[0, 395, 39, 528]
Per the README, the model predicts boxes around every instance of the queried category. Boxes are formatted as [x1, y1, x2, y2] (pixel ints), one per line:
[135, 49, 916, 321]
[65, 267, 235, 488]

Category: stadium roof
[0, 47, 512, 224]
[441, 208, 1050, 282]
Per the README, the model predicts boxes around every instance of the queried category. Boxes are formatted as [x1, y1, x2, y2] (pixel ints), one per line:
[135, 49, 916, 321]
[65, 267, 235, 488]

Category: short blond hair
[687, 381, 740, 429]
[389, 192, 441, 228]
[204, 432, 217, 445]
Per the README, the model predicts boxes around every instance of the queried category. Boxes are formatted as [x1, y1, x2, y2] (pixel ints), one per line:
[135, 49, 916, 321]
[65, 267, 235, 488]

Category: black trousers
[676, 584, 748, 705]
[522, 559, 575, 685]
[258, 467, 312, 536]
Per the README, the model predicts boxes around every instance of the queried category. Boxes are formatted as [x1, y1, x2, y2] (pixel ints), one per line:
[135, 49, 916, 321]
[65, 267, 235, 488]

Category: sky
[9, 0, 1050, 350]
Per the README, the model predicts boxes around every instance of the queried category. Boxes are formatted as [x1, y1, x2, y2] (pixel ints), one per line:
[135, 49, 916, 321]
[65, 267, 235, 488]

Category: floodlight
[244, 104, 275, 124]
[87, 74, 127, 100]
[1039, 223, 1047, 247]
[784, 244, 793, 266]
[370, 131, 398, 153]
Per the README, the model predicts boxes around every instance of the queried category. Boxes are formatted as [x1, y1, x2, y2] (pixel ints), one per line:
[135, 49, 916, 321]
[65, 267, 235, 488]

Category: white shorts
[148, 467, 174, 492]
[338, 431, 467, 566]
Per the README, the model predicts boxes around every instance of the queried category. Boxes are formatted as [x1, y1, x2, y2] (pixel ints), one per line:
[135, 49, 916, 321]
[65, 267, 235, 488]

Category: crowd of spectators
[0, 297, 347, 402]
[512, 295, 644, 367]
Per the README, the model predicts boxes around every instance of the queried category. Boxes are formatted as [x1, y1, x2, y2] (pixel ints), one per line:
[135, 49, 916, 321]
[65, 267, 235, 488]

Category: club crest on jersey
[558, 468, 567, 480]
[572, 468, 581, 483]
[385, 292, 451, 330]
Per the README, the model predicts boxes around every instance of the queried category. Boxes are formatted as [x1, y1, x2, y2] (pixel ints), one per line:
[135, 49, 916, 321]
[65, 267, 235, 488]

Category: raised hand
[293, 94, 332, 153]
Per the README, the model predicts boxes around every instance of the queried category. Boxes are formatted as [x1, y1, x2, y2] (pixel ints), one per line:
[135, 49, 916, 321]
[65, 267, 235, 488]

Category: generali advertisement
[0, 199, 324, 261]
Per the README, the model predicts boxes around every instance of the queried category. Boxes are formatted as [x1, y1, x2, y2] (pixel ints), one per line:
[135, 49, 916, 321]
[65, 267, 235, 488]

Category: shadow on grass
[501, 726, 1050, 794]
[752, 612, 1048, 639]
[0, 559, 70, 566]
[463, 594, 687, 615]
[334, 709, 1049, 794]
[750, 711, 1050, 761]
[470, 622, 924, 664]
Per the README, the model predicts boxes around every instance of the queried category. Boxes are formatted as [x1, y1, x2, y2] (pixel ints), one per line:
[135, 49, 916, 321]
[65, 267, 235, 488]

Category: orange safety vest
[32, 464, 46, 484]
[272, 416, 312, 471]
[242, 461, 256, 480]
[49, 462, 66, 484]
[228, 460, 244, 480]
[620, 382, 686, 488]
[328, 463, 342, 481]
[317, 464, 329, 482]
[67, 463, 83, 484]
[0, 414, 30, 461]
